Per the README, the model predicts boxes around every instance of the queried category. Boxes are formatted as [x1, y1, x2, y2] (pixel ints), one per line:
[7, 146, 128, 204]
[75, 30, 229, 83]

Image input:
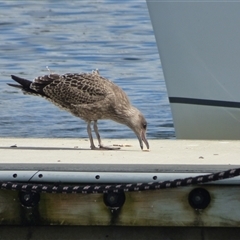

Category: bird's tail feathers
[10, 75, 32, 89]
[8, 75, 38, 95]
[7, 83, 23, 89]
[8, 75, 48, 97]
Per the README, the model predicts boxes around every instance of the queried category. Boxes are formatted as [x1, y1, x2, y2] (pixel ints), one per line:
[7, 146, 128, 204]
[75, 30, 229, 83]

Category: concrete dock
[1, 138, 240, 240]
[1, 137, 240, 165]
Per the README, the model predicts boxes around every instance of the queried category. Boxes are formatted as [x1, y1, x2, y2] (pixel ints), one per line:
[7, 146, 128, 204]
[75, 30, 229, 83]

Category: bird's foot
[99, 144, 121, 150]
[90, 145, 121, 150]
[142, 149, 150, 152]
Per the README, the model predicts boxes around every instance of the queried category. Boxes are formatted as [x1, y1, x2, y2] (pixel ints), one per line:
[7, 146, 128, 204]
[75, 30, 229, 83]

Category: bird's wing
[32, 73, 108, 105]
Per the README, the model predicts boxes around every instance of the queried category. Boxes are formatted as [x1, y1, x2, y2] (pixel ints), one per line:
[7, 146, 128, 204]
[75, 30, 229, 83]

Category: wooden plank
[0, 186, 240, 226]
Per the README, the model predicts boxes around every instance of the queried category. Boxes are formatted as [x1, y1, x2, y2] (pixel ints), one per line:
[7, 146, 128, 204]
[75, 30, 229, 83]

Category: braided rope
[1, 168, 240, 194]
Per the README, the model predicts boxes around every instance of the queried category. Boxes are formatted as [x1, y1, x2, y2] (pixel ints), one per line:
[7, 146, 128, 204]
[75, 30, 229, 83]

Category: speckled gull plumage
[8, 70, 149, 150]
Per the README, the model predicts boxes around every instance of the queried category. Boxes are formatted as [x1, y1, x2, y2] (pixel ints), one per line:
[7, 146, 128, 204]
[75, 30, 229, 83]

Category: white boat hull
[147, 0, 240, 139]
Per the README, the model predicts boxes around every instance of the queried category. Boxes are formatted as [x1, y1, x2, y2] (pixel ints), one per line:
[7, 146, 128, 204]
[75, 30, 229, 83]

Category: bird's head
[126, 108, 149, 150]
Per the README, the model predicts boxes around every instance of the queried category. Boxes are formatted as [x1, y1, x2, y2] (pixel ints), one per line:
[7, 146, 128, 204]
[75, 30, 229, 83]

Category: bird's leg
[93, 120, 120, 150]
[93, 120, 102, 146]
[87, 121, 98, 150]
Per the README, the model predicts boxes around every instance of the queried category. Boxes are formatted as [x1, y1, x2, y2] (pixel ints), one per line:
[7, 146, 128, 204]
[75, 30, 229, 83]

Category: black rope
[1, 168, 240, 194]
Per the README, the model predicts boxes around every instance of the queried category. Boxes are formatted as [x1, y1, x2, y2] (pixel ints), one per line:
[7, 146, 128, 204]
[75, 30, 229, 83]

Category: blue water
[0, 0, 175, 140]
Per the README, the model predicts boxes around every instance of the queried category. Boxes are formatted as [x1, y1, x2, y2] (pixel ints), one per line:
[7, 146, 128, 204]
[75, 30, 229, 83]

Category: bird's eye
[142, 123, 147, 129]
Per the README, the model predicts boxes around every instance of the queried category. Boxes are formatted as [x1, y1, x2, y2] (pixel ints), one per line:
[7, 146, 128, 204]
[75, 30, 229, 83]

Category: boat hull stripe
[169, 97, 240, 109]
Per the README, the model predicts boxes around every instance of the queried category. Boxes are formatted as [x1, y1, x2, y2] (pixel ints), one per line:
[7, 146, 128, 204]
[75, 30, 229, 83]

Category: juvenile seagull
[8, 70, 149, 150]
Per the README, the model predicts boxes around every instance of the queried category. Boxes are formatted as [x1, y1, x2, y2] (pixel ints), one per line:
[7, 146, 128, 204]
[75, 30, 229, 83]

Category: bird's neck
[112, 105, 139, 127]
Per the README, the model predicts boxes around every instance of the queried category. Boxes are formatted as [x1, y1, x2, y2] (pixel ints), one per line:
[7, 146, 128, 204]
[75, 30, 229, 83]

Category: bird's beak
[135, 129, 149, 150]
[134, 128, 149, 150]
[141, 129, 149, 150]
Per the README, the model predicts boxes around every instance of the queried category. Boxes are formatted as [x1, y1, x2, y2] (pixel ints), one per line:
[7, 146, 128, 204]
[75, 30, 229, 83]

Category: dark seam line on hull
[169, 97, 240, 109]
